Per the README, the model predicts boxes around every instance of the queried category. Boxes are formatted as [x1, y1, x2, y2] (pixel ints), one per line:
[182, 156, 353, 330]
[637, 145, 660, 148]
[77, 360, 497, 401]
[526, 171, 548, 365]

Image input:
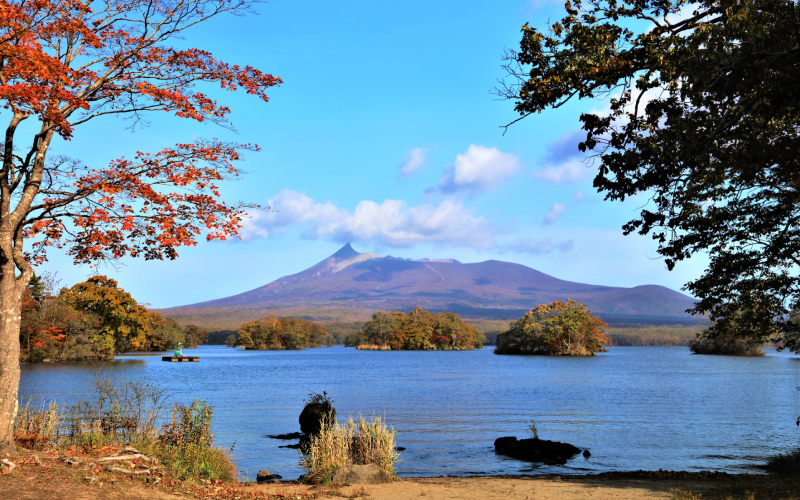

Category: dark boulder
[267, 432, 305, 440]
[494, 436, 581, 464]
[256, 471, 282, 483]
[299, 397, 336, 436]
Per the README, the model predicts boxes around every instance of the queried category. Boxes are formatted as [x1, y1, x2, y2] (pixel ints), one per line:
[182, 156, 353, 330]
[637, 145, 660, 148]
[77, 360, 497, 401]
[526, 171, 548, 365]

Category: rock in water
[494, 436, 581, 464]
[299, 400, 336, 436]
[332, 464, 392, 485]
[256, 471, 282, 483]
[583, 449, 591, 458]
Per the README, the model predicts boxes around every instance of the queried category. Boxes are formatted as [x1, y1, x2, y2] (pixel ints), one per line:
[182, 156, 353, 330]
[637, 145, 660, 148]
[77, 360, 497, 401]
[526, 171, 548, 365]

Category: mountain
[171, 243, 698, 325]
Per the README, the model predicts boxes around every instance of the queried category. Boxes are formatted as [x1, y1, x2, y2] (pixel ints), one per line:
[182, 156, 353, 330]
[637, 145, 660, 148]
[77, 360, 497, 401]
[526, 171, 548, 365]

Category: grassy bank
[13, 379, 236, 484]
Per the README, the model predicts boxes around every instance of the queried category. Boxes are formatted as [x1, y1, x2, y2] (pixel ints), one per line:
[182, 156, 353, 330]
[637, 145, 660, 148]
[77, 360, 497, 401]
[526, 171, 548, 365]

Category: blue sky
[36, 0, 708, 308]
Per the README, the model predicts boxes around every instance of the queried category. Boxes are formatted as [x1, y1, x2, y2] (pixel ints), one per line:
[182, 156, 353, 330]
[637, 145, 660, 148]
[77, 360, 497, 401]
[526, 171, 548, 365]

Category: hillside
[161, 244, 701, 332]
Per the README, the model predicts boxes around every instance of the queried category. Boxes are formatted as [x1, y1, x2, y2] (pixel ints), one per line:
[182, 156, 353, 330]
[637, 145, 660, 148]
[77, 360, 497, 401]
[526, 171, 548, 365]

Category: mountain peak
[330, 243, 361, 260]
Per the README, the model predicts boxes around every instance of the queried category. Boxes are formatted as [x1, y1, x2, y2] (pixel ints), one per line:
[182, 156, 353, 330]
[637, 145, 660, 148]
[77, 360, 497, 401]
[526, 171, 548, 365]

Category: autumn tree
[498, 0, 800, 352]
[495, 300, 609, 355]
[59, 275, 151, 356]
[184, 324, 207, 348]
[356, 307, 484, 350]
[234, 315, 328, 350]
[0, 0, 281, 454]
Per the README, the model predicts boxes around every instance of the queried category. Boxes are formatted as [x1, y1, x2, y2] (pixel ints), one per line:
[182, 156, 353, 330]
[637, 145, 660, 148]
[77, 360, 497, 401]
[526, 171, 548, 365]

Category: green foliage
[499, 0, 800, 352]
[145, 314, 186, 352]
[59, 276, 151, 356]
[495, 300, 610, 355]
[161, 399, 214, 449]
[233, 314, 328, 350]
[323, 321, 363, 344]
[689, 334, 765, 356]
[357, 307, 483, 350]
[689, 312, 766, 354]
[765, 447, 800, 477]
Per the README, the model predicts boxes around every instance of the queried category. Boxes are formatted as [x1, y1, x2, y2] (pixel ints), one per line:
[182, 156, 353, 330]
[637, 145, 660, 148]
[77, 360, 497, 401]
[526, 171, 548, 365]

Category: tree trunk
[0, 259, 21, 456]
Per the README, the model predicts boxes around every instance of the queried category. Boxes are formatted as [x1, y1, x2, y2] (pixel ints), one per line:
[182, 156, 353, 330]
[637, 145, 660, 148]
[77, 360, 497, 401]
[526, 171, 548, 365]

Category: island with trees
[20, 275, 206, 362]
[494, 300, 609, 356]
[228, 315, 331, 350]
[345, 306, 485, 350]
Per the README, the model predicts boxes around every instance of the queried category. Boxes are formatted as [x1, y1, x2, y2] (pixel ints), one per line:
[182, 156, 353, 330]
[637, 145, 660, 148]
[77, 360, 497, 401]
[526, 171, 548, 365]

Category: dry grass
[14, 400, 61, 449]
[302, 415, 399, 484]
[14, 382, 236, 483]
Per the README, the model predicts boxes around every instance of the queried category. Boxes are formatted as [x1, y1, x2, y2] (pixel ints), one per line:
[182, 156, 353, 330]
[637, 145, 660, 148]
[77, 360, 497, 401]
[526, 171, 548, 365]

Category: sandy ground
[241, 473, 760, 500]
[320, 476, 684, 499]
[0, 450, 780, 500]
[0, 472, 712, 500]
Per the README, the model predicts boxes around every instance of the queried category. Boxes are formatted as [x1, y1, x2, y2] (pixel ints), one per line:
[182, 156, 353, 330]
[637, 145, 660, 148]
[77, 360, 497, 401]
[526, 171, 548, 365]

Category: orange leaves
[26, 139, 259, 264]
[0, 0, 276, 278]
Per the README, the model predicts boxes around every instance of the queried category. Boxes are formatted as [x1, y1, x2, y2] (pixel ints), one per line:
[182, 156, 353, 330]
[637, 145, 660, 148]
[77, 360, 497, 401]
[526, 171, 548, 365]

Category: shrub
[301, 415, 398, 484]
[495, 299, 609, 356]
[765, 447, 800, 477]
[156, 400, 234, 481]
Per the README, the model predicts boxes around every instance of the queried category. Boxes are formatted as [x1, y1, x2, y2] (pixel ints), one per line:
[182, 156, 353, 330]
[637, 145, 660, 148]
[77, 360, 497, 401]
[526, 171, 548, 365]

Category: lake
[19, 345, 800, 480]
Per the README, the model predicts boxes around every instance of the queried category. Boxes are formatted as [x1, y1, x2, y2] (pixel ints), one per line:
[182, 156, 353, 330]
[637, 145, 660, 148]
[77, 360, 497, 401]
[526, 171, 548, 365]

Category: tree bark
[0, 256, 21, 456]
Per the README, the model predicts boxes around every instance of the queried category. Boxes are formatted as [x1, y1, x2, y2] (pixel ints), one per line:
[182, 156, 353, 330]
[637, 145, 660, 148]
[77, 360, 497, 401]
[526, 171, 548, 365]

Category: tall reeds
[15, 400, 61, 449]
[301, 415, 399, 484]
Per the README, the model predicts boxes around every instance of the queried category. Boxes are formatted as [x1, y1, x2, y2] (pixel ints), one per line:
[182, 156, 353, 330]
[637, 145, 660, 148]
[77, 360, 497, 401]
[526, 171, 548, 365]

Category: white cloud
[533, 159, 592, 184]
[267, 189, 344, 226]
[241, 190, 496, 249]
[437, 145, 521, 195]
[501, 238, 574, 254]
[543, 203, 565, 225]
[573, 190, 587, 202]
[315, 198, 494, 248]
[399, 148, 427, 178]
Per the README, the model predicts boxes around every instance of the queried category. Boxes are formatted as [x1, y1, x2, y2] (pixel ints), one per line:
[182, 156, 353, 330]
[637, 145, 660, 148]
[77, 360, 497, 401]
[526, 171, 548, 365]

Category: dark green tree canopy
[499, 0, 800, 350]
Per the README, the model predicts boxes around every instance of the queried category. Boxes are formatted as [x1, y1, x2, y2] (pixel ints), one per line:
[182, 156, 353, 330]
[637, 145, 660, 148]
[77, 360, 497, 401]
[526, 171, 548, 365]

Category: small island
[345, 306, 485, 350]
[494, 299, 609, 356]
[689, 334, 765, 356]
[228, 314, 330, 350]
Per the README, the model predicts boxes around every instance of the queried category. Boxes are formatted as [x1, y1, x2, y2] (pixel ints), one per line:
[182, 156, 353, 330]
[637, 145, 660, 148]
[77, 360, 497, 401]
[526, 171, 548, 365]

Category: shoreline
[1, 448, 790, 500]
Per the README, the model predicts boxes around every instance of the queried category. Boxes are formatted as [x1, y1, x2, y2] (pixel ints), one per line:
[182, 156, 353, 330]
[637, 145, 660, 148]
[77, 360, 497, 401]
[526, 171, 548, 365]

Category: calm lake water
[19, 345, 800, 480]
